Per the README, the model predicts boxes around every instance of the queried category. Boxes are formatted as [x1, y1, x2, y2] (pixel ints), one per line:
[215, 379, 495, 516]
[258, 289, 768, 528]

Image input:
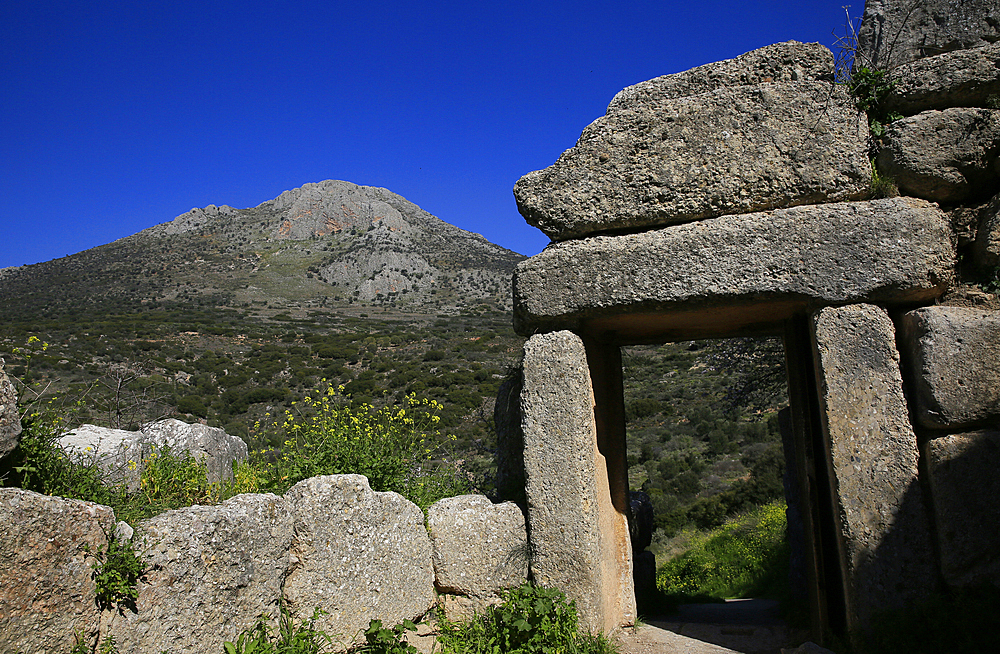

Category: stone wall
[505, 7, 1000, 643]
[0, 482, 527, 653]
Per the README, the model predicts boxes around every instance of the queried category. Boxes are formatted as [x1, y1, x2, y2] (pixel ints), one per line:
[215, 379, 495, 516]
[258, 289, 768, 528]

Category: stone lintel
[514, 198, 954, 337]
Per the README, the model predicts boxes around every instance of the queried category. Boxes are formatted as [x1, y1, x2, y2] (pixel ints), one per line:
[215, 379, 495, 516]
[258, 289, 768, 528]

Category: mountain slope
[0, 180, 525, 321]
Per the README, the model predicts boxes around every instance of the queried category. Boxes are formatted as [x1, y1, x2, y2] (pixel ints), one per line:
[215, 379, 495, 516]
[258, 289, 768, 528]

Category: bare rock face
[886, 42, 1000, 115]
[810, 304, 936, 631]
[427, 494, 528, 619]
[58, 419, 248, 489]
[282, 475, 435, 645]
[878, 108, 1000, 203]
[924, 430, 1000, 587]
[111, 493, 293, 653]
[514, 75, 869, 241]
[857, 0, 1000, 70]
[513, 198, 954, 337]
[0, 367, 20, 461]
[520, 331, 634, 634]
[973, 192, 1000, 270]
[0, 488, 115, 654]
[900, 306, 1000, 430]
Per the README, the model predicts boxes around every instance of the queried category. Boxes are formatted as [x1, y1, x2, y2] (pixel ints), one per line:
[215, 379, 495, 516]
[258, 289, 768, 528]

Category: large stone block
[0, 367, 20, 461]
[0, 488, 115, 654]
[877, 108, 1000, 203]
[857, 0, 1000, 70]
[900, 306, 1000, 430]
[514, 50, 869, 241]
[513, 198, 954, 339]
[520, 331, 634, 634]
[59, 419, 248, 489]
[516, 79, 868, 242]
[111, 493, 293, 653]
[810, 304, 936, 631]
[427, 494, 528, 619]
[282, 475, 436, 645]
[886, 42, 1000, 115]
[924, 430, 1000, 588]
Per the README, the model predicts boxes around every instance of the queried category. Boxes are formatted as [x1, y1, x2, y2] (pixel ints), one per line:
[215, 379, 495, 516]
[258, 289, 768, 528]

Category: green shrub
[436, 583, 618, 654]
[86, 528, 145, 612]
[223, 606, 332, 654]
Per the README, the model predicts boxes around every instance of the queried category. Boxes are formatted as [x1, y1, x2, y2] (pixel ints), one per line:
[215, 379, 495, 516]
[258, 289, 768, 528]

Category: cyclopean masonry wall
[502, 8, 1000, 641]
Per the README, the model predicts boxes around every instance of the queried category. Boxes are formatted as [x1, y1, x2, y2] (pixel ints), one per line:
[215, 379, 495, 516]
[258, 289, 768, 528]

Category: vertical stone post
[810, 305, 936, 633]
[520, 330, 634, 634]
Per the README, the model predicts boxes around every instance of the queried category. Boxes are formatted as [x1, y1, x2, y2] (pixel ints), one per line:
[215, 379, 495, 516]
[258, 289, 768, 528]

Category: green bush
[436, 583, 618, 654]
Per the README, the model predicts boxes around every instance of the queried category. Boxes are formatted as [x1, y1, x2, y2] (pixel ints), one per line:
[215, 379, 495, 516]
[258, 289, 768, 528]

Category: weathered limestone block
[973, 192, 1000, 270]
[886, 42, 1000, 115]
[900, 306, 1000, 429]
[857, 0, 1000, 70]
[607, 41, 834, 110]
[282, 475, 436, 644]
[924, 430, 1000, 588]
[811, 305, 935, 631]
[59, 419, 248, 488]
[0, 488, 115, 654]
[139, 418, 248, 483]
[514, 72, 869, 240]
[110, 493, 293, 653]
[427, 494, 528, 619]
[0, 367, 20, 460]
[520, 331, 634, 633]
[877, 108, 1000, 203]
[513, 198, 954, 338]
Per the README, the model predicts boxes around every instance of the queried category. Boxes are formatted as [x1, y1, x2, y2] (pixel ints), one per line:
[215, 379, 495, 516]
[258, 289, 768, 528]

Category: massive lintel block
[513, 198, 954, 340]
[520, 331, 634, 634]
[810, 304, 936, 632]
[513, 42, 870, 242]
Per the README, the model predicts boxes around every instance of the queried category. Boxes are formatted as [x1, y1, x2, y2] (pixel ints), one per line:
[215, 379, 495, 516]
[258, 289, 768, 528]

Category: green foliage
[355, 619, 419, 653]
[869, 159, 899, 199]
[86, 529, 145, 612]
[223, 606, 332, 654]
[436, 583, 618, 654]
[656, 500, 789, 601]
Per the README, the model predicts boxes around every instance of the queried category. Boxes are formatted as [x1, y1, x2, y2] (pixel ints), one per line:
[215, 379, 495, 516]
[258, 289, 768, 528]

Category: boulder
[886, 42, 1000, 115]
[856, 0, 1000, 70]
[0, 488, 115, 654]
[810, 305, 936, 631]
[281, 475, 436, 645]
[58, 419, 248, 489]
[110, 493, 293, 653]
[427, 494, 528, 619]
[0, 367, 20, 461]
[514, 77, 869, 241]
[924, 430, 1000, 587]
[973, 191, 1000, 270]
[899, 306, 1000, 429]
[877, 107, 1000, 203]
[520, 331, 634, 633]
[513, 198, 954, 339]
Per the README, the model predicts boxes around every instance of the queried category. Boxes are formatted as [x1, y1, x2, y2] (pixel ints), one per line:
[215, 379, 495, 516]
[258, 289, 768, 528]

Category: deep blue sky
[1, 0, 852, 269]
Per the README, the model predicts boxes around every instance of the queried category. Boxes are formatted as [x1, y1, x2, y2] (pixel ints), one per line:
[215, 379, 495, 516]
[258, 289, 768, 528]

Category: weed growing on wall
[223, 606, 332, 654]
[85, 528, 145, 612]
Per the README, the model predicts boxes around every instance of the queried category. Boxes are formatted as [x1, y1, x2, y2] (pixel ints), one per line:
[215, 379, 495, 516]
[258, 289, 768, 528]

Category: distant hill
[0, 180, 525, 321]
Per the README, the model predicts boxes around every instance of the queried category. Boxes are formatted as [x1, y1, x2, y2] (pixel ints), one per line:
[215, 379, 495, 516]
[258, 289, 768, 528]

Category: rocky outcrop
[810, 304, 935, 629]
[886, 42, 1000, 115]
[282, 475, 436, 645]
[111, 493, 293, 652]
[0, 367, 20, 461]
[520, 331, 634, 634]
[923, 430, 1000, 587]
[427, 495, 528, 619]
[514, 77, 869, 241]
[877, 108, 1000, 203]
[857, 0, 1000, 70]
[513, 198, 954, 337]
[900, 307, 1000, 429]
[58, 419, 248, 489]
[0, 488, 116, 654]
